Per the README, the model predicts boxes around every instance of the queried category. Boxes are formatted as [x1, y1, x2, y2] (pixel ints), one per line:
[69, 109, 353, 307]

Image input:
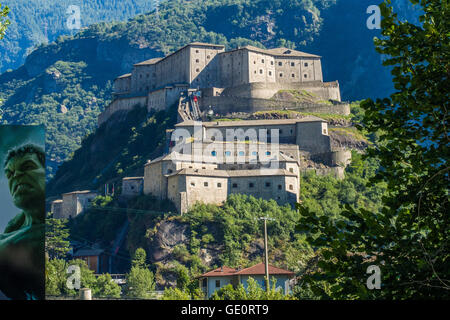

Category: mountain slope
[0, 0, 160, 72]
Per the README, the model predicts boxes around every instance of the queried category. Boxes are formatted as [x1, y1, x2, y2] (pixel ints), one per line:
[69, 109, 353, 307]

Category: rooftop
[198, 263, 295, 278]
[176, 116, 326, 128]
[63, 190, 98, 196]
[227, 45, 321, 58]
[133, 57, 163, 66]
[167, 168, 297, 178]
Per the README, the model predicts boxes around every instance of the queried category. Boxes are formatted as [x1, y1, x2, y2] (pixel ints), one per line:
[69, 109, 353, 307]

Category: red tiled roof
[199, 266, 238, 277]
[198, 263, 294, 278]
[236, 263, 295, 276]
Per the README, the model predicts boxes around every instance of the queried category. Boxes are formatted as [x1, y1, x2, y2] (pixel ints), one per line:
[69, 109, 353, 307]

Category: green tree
[45, 213, 71, 259]
[45, 258, 71, 296]
[211, 277, 293, 300]
[0, 3, 9, 40]
[95, 274, 122, 298]
[124, 248, 156, 299]
[296, 0, 449, 299]
[132, 247, 148, 269]
[161, 287, 191, 300]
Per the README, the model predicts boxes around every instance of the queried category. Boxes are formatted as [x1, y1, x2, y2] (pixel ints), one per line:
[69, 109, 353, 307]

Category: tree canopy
[296, 0, 449, 299]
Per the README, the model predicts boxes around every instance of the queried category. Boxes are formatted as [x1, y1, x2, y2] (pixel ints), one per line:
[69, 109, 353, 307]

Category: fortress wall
[218, 49, 248, 88]
[217, 81, 341, 101]
[184, 175, 228, 211]
[296, 121, 332, 154]
[248, 51, 276, 84]
[190, 45, 225, 88]
[302, 166, 345, 180]
[62, 194, 77, 219]
[273, 57, 322, 83]
[114, 76, 131, 93]
[147, 89, 167, 112]
[199, 96, 350, 116]
[331, 150, 352, 167]
[98, 96, 147, 126]
[144, 161, 164, 198]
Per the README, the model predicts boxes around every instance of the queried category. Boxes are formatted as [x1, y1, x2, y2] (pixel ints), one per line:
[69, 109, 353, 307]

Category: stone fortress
[98, 42, 350, 125]
[53, 42, 353, 217]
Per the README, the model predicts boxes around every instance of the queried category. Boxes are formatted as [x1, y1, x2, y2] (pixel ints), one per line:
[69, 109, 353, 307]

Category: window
[239, 151, 245, 156]
[292, 73, 295, 78]
[217, 183, 222, 188]
[304, 62, 309, 67]
[291, 62, 295, 67]
[278, 184, 282, 190]
[249, 182, 255, 188]
[261, 59, 265, 63]
[304, 74, 308, 78]
[215, 280, 220, 288]
[207, 55, 210, 59]
[265, 182, 271, 188]
[266, 151, 271, 155]
[204, 182, 209, 187]
[323, 129, 327, 135]
[202, 279, 207, 287]
[269, 71, 272, 76]
[232, 183, 238, 188]
[289, 168, 294, 173]
[196, 68, 200, 72]
[278, 62, 282, 66]
[196, 59, 200, 63]
[191, 182, 195, 186]
[254, 61, 256, 64]
[271, 61, 274, 65]
[196, 50, 199, 53]
[211, 151, 217, 156]
[259, 69, 263, 74]
[279, 73, 283, 78]
[225, 151, 231, 157]
[167, 169, 173, 174]
[252, 151, 258, 156]
[289, 185, 294, 190]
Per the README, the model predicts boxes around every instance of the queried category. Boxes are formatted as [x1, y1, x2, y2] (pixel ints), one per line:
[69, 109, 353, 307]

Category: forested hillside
[0, 0, 420, 179]
[0, 0, 159, 72]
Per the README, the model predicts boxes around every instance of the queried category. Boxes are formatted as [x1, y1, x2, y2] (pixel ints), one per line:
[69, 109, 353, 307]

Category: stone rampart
[98, 96, 147, 126]
[199, 96, 350, 116]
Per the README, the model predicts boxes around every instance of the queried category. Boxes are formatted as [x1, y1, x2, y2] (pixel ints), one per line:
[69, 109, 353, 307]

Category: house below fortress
[98, 42, 349, 126]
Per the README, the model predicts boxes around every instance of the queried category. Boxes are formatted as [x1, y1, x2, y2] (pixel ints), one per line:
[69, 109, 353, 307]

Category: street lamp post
[257, 216, 275, 292]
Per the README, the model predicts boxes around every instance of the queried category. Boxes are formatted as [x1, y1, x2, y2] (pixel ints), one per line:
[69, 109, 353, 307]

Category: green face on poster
[0, 144, 45, 300]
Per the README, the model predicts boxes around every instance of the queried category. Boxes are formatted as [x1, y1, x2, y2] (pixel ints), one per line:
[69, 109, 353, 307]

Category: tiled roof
[199, 266, 238, 277]
[235, 263, 295, 276]
[134, 57, 163, 66]
[226, 45, 320, 58]
[198, 263, 295, 278]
